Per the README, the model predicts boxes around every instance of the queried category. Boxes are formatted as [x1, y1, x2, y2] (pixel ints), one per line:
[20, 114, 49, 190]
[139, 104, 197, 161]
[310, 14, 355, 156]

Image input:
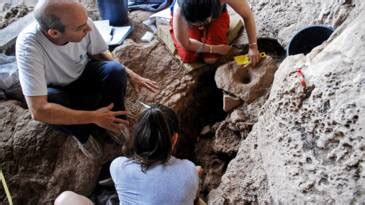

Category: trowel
[233, 52, 267, 65]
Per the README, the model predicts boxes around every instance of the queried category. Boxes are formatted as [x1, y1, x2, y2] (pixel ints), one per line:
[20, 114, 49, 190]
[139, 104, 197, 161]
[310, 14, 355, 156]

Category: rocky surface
[1, 0, 365, 204]
[0, 100, 124, 204]
[213, 94, 268, 156]
[209, 4, 365, 204]
[0, 3, 31, 29]
[247, 0, 358, 47]
[215, 56, 277, 103]
[0, 0, 99, 29]
[194, 132, 228, 200]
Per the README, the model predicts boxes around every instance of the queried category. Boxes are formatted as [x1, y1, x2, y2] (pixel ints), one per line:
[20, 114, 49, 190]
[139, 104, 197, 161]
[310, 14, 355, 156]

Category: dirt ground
[0, 0, 99, 29]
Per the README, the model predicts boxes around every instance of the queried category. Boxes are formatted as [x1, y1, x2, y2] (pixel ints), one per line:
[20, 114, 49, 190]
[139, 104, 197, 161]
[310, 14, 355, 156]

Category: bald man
[16, 0, 158, 159]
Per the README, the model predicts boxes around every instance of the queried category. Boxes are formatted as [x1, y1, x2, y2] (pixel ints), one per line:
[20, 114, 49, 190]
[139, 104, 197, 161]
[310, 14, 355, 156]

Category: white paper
[94, 20, 113, 43]
[141, 31, 154, 42]
[109, 26, 133, 45]
[94, 20, 132, 45]
[150, 7, 171, 19]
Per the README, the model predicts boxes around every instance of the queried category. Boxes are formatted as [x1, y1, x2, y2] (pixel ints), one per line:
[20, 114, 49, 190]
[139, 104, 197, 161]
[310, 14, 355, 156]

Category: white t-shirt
[16, 18, 108, 96]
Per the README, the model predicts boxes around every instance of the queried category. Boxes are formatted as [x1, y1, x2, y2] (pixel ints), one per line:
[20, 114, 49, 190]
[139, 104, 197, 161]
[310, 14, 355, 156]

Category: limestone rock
[212, 95, 266, 157]
[208, 135, 269, 204]
[0, 101, 123, 204]
[213, 121, 242, 156]
[195, 136, 227, 198]
[223, 94, 242, 113]
[215, 56, 278, 103]
[249, 0, 359, 47]
[210, 6, 365, 204]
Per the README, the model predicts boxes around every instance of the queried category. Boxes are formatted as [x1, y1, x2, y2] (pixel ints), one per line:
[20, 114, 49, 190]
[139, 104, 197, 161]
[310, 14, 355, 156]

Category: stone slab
[0, 12, 34, 51]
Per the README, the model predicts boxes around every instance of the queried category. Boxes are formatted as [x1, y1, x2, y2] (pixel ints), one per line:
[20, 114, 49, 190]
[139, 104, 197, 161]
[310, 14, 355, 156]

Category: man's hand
[93, 103, 129, 133]
[129, 73, 159, 93]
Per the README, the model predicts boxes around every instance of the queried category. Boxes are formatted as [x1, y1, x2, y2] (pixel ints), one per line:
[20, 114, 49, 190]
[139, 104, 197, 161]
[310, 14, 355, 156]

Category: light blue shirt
[110, 156, 199, 205]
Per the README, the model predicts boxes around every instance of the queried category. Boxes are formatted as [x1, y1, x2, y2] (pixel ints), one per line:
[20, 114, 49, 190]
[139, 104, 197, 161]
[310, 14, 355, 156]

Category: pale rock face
[209, 5, 365, 204]
[215, 57, 278, 103]
[249, 0, 358, 47]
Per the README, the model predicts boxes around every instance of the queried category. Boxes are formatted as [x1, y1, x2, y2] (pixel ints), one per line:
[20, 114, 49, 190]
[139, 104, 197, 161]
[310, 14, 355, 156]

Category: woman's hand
[248, 46, 260, 66]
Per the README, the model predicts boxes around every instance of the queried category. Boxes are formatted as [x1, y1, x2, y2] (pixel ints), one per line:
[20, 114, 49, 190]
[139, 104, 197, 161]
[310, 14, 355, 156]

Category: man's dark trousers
[47, 60, 127, 143]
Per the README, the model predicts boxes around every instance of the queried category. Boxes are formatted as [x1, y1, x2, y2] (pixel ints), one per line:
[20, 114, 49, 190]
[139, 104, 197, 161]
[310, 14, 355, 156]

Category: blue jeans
[47, 60, 127, 143]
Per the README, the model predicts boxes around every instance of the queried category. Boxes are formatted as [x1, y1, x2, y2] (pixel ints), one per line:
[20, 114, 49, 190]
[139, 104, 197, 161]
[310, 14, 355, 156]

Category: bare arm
[226, 0, 257, 45]
[26, 95, 95, 124]
[172, 5, 231, 55]
[26, 95, 128, 132]
[91, 51, 159, 92]
[172, 6, 205, 52]
[227, 0, 260, 65]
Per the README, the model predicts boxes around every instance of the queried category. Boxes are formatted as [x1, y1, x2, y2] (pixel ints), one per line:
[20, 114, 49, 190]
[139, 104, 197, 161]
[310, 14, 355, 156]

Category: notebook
[94, 20, 132, 46]
[109, 26, 133, 45]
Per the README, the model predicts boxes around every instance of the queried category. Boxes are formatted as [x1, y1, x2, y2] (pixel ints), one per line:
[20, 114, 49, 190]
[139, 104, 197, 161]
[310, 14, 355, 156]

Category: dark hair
[132, 104, 180, 172]
[178, 0, 221, 23]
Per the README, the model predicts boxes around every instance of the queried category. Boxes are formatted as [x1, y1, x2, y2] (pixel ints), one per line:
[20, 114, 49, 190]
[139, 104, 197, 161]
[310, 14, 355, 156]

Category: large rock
[215, 57, 277, 103]
[213, 98, 266, 156]
[194, 135, 227, 198]
[248, 0, 359, 47]
[0, 100, 123, 204]
[209, 5, 365, 204]
[113, 39, 226, 142]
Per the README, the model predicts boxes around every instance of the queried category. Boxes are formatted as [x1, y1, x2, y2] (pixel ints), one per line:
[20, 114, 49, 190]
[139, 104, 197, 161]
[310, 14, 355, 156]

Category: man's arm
[91, 51, 159, 92]
[26, 95, 128, 132]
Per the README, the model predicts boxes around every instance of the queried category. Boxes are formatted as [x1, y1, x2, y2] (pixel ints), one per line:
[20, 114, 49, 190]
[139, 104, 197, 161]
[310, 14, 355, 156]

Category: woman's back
[110, 156, 199, 205]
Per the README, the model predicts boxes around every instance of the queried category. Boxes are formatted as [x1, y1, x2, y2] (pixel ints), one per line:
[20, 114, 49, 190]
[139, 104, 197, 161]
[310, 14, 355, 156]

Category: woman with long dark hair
[110, 104, 200, 205]
[170, 0, 260, 65]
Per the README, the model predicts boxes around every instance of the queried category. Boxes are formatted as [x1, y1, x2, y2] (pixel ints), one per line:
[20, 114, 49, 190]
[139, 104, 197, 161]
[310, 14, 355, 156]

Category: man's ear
[47, 28, 62, 39]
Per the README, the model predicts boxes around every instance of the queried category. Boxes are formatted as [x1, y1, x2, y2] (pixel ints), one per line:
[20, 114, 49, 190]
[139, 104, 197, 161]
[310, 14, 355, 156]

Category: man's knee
[104, 61, 127, 84]
[105, 61, 125, 75]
